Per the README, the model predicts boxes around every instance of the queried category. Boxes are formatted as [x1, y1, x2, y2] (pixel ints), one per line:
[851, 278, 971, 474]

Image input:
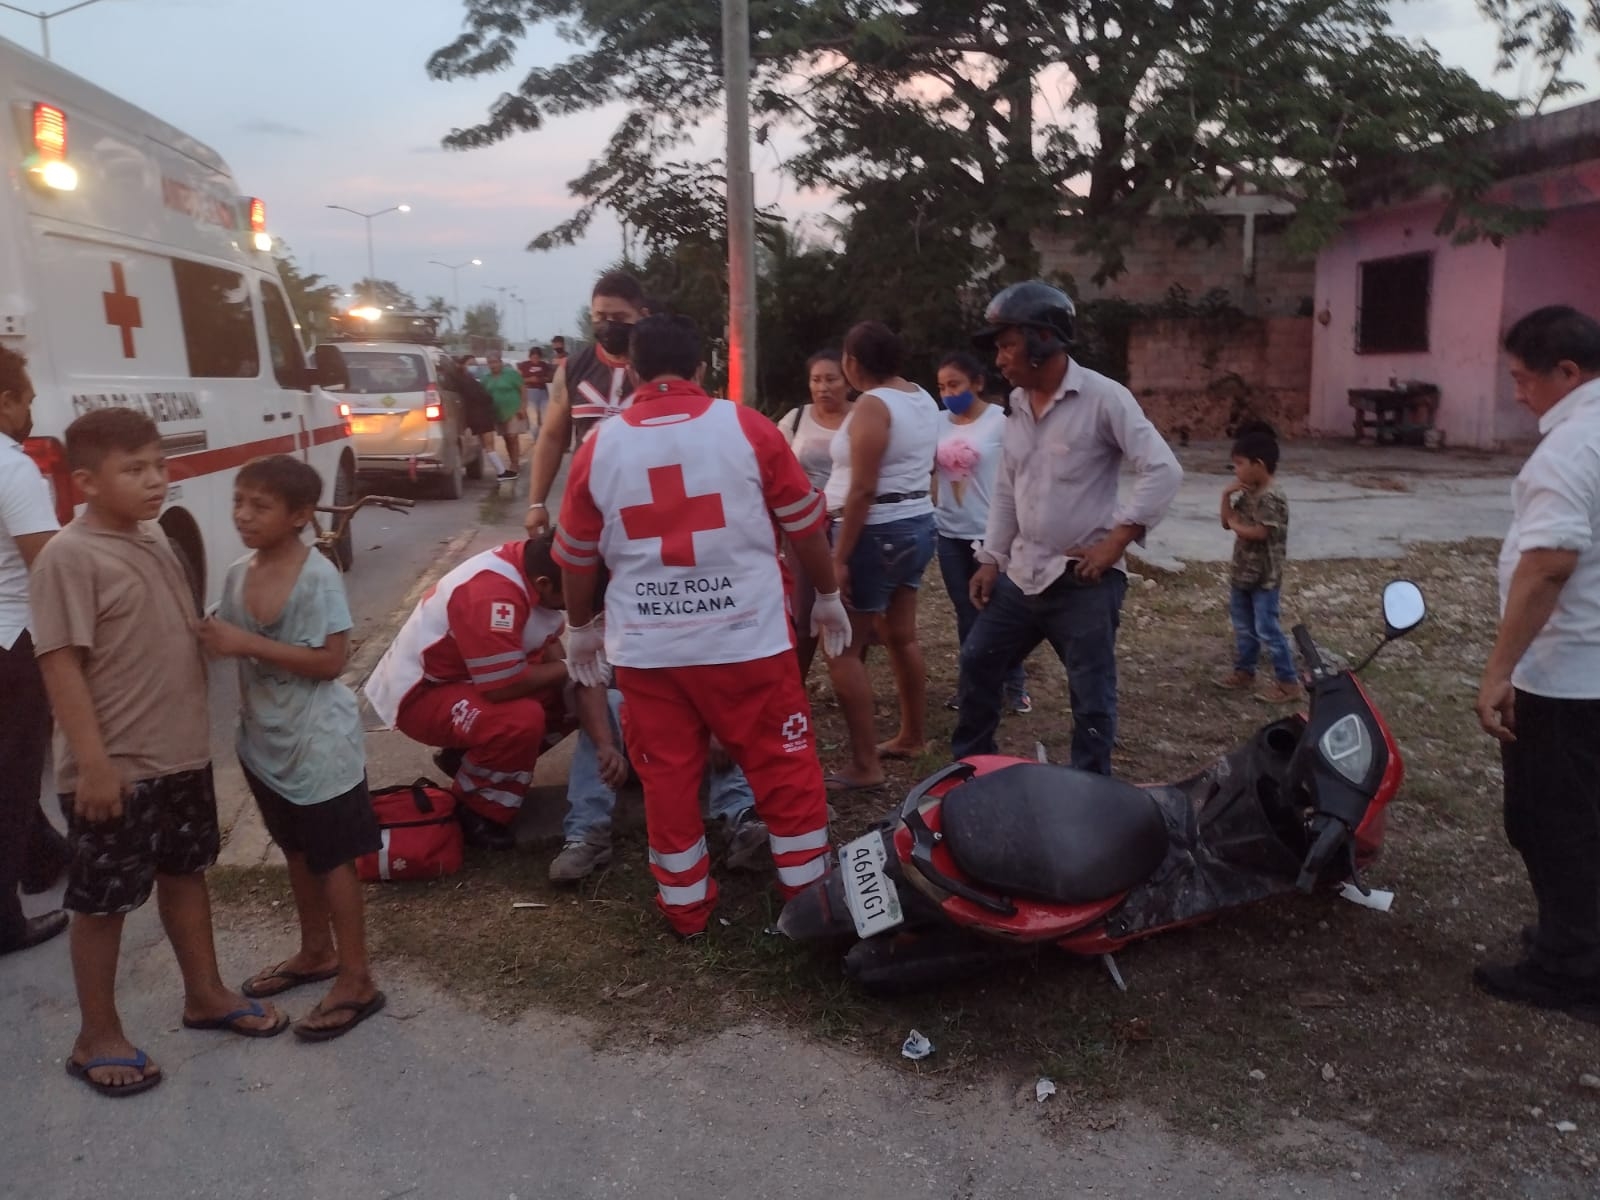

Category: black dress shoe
[1473, 958, 1600, 1023]
[0, 910, 69, 956]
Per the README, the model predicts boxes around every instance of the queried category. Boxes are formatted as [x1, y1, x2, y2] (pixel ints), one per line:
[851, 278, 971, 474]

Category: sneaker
[724, 809, 770, 872]
[549, 839, 613, 884]
[1472, 958, 1600, 1022]
[458, 807, 517, 852]
[496, 469, 520, 482]
[1213, 670, 1255, 691]
[1007, 691, 1033, 715]
[1255, 679, 1303, 704]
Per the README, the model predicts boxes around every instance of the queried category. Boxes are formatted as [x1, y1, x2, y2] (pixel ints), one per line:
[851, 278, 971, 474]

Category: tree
[274, 245, 340, 343]
[462, 301, 503, 342]
[428, 1, 1524, 285]
[1480, 0, 1599, 109]
[352, 278, 418, 310]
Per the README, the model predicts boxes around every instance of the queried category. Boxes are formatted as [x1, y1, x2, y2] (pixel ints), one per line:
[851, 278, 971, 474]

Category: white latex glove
[565, 617, 609, 688]
[810, 590, 852, 659]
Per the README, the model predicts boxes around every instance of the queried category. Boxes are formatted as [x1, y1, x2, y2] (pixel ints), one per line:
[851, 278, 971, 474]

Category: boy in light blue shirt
[199, 455, 385, 1042]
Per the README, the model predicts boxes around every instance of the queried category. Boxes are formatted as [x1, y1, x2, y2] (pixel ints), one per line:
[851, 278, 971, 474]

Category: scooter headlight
[1319, 713, 1373, 785]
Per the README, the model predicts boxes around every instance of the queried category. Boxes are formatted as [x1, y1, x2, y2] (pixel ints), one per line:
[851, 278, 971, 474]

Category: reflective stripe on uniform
[768, 826, 829, 855]
[465, 650, 525, 669]
[470, 662, 526, 685]
[649, 837, 709, 874]
[658, 877, 710, 906]
[775, 856, 827, 888]
[776, 491, 825, 533]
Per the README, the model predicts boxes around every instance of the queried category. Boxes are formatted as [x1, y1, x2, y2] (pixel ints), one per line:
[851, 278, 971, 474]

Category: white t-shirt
[778, 404, 840, 492]
[823, 384, 940, 525]
[934, 404, 1008, 541]
[1497, 377, 1600, 699]
[0, 433, 59, 650]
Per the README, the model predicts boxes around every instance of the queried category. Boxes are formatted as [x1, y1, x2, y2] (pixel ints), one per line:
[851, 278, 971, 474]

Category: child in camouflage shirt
[1215, 422, 1300, 703]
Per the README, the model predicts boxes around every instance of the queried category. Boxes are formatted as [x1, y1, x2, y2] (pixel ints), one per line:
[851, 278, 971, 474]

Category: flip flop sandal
[293, 991, 387, 1043]
[823, 773, 885, 794]
[66, 1050, 163, 1098]
[182, 998, 289, 1038]
[241, 962, 340, 999]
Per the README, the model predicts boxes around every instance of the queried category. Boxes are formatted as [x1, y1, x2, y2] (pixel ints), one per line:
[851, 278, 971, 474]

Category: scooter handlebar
[1295, 814, 1348, 893]
[1292, 624, 1325, 676]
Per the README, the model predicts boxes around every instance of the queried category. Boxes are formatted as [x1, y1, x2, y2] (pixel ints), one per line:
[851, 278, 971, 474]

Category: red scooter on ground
[779, 582, 1426, 993]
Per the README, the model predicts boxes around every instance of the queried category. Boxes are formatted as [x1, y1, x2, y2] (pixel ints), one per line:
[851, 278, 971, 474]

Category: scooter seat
[939, 764, 1168, 905]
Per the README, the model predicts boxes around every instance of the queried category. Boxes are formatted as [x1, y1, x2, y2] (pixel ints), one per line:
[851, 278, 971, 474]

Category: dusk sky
[4, 0, 1595, 348]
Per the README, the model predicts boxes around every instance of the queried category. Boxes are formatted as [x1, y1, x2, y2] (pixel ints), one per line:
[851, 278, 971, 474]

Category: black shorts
[463, 395, 497, 437]
[243, 767, 381, 876]
[59, 766, 220, 915]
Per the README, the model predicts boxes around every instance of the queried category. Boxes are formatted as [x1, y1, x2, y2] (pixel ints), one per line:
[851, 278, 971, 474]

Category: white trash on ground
[901, 1030, 933, 1061]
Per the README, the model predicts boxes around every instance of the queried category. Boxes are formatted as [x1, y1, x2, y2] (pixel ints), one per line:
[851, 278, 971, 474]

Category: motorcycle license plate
[840, 831, 904, 939]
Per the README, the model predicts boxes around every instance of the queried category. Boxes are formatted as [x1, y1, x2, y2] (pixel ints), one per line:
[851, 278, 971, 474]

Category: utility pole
[723, 0, 757, 405]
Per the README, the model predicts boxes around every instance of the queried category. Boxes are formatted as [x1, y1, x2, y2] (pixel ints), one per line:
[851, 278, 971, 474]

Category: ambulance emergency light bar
[27, 103, 77, 192]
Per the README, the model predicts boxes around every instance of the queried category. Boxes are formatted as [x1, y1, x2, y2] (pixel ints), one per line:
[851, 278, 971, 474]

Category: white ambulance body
[0, 36, 358, 602]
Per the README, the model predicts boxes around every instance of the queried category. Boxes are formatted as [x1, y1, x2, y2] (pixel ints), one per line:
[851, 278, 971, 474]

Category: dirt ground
[213, 539, 1600, 1198]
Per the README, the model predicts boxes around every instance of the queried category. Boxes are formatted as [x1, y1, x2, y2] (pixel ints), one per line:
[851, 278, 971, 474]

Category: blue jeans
[840, 513, 936, 614]
[952, 571, 1127, 774]
[565, 689, 754, 843]
[1229, 587, 1297, 682]
[935, 535, 1026, 701]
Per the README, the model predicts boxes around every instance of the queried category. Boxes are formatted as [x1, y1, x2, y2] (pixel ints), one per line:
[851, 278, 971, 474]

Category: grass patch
[213, 539, 1600, 1192]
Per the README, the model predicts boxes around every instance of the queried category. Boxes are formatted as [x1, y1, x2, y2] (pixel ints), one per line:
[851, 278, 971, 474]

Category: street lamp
[510, 293, 529, 346]
[723, 0, 757, 403]
[483, 285, 514, 345]
[325, 202, 411, 297]
[429, 257, 482, 324]
[0, 0, 110, 61]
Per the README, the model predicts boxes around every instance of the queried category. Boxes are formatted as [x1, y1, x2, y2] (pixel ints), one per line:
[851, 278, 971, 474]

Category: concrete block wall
[1127, 316, 1313, 439]
[1037, 219, 1316, 317]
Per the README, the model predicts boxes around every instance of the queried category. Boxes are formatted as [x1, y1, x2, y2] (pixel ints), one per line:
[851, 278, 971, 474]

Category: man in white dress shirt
[1476, 305, 1600, 1022]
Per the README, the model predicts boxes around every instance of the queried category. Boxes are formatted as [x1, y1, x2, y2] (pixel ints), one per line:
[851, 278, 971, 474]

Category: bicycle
[311, 493, 414, 569]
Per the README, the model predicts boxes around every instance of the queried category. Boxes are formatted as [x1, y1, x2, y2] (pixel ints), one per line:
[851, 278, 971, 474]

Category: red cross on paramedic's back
[620, 465, 727, 568]
[102, 262, 142, 359]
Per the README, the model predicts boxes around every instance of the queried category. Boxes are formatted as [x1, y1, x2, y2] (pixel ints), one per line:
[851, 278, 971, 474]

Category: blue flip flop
[66, 1049, 163, 1098]
[182, 998, 289, 1038]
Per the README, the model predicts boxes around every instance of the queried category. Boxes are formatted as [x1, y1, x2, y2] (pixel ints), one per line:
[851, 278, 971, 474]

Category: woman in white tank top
[777, 351, 852, 678]
[822, 322, 940, 788]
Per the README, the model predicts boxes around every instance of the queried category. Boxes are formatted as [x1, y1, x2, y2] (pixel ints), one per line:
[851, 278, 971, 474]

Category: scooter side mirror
[1382, 580, 1425, 640]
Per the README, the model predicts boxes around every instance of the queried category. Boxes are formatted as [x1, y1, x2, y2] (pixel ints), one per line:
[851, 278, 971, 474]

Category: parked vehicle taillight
[424, 384, 443, 422]
[23, 436, 75, 523]
[337, 402, 351, 420]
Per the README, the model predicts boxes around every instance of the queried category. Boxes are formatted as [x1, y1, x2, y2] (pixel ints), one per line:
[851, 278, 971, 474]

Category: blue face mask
[945, 389, 977, 416]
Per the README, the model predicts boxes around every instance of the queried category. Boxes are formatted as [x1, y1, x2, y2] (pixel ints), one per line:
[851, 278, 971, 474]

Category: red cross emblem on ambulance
[489, 601, 516, 632]
[620, 464, 727, 568]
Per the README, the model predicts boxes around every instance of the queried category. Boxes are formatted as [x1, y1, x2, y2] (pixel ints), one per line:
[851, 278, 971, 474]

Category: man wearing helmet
[953, 281, 1183, 774]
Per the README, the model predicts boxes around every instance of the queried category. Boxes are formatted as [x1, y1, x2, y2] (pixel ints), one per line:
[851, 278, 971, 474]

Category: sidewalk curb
[216, 525, 482, 869]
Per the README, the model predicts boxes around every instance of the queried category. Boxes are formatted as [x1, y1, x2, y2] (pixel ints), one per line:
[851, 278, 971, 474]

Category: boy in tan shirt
[32, 408, 285, 1099]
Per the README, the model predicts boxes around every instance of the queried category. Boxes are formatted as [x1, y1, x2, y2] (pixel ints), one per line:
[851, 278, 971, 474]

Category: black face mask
[595, 319, 633, 357]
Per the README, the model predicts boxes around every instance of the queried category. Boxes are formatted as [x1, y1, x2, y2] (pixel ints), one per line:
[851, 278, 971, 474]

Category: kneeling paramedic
[365, 535, 569, 850]
[553, 314, 852, 936]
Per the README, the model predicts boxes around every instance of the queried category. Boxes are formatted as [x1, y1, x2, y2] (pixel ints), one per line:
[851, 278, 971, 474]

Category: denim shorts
[837, 513, 937, 615]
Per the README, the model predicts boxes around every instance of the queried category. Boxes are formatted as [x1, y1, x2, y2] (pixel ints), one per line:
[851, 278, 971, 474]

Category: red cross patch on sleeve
[490, 601, 516, 632]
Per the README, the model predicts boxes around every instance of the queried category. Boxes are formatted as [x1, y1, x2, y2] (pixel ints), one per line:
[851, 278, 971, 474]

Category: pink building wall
[1312, 175, 1600, 449]
[1496, 206, 1600, 441]
[1309, 201, 1508, 448]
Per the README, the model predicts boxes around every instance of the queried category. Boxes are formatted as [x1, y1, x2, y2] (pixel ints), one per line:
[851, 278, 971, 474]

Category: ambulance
[0, 35, 358, 602]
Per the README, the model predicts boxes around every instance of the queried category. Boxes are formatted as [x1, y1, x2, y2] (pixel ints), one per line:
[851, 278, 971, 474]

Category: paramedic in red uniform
[553, 315, 852, 936]
[364, 535, 569, 851]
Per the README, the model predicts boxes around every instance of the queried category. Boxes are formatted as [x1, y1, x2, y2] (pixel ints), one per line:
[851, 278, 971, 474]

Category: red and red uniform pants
[616, 650, 830, 936]
[396, 683, 564, 826]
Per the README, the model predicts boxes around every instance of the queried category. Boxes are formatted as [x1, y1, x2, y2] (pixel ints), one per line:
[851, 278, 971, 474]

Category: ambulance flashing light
[247, 197, 272, 251]
[28, 103, 78, 192]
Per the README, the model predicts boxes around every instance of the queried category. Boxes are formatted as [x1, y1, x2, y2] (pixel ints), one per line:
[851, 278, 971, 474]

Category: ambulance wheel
[436, 444, 466, 500]
[332, 462, 356, 572]
[166, 528, 204, 612]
